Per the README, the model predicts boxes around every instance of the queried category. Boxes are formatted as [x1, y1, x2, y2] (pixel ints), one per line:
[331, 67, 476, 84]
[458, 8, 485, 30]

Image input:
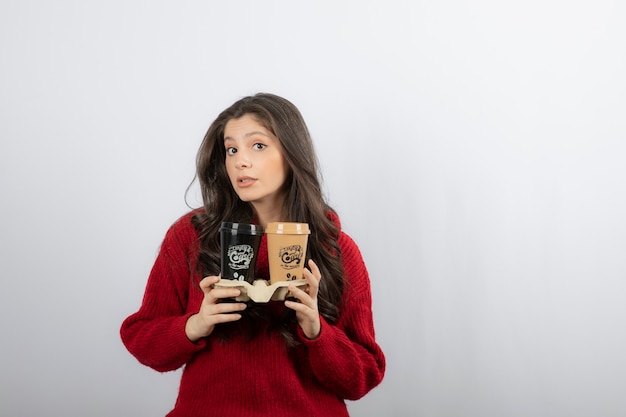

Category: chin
[235, 193, 255, 203]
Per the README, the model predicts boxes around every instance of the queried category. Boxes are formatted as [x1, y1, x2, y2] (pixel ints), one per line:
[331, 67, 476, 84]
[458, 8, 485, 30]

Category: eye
[226, 147, 237, 156]
[253, 143, 266, 150]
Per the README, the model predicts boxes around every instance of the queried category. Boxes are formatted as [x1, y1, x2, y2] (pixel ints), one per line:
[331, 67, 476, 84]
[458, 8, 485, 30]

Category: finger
[209, 301, 247, 315]
[199, 275, 220, 293]
[287, 284, 315, 307]
[302, 268, 320, 298]
[210, 287, 242, 301]
[307, 259, 322, 281]
[207, 312, 244, 324]
[284, 299, 309, 313]
[303, 267, 319, 286]
[200, 300, 246, 324]
[287, 284, 307, 300]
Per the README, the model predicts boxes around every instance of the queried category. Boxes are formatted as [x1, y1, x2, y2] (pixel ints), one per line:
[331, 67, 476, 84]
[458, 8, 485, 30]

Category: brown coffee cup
[265, 222, 310, 283]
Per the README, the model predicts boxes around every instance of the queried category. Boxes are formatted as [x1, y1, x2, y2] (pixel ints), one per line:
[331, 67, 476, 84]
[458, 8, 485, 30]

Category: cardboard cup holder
[214, 279, 308, 303]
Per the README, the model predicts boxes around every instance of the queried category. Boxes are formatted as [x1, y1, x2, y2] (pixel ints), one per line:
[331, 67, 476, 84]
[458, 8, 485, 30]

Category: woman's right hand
[185, 275, 247, 342]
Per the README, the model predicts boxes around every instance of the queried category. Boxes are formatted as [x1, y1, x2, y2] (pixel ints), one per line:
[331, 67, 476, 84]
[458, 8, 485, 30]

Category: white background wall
[1, 1, 625, 416]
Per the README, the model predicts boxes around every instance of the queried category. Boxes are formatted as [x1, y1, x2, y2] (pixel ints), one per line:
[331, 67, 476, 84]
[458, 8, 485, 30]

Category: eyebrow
[224, 131, 273, 142]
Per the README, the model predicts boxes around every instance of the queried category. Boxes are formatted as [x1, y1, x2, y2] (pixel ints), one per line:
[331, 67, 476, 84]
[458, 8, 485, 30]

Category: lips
[237, 176, 257, 188]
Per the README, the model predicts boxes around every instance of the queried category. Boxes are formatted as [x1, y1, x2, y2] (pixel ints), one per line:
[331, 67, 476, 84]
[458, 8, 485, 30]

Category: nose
[234, 152, 251, 169]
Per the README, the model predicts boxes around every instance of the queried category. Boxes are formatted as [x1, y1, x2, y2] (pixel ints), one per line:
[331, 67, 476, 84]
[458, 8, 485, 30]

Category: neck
[251, 202, 286, 228]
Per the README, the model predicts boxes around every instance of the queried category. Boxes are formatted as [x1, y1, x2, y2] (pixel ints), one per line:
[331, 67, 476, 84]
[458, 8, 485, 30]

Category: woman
[120, 93, 385, 416]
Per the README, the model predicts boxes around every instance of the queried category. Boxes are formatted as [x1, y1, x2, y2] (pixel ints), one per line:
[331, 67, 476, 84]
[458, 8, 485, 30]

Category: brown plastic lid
[264, 222, 310, 235]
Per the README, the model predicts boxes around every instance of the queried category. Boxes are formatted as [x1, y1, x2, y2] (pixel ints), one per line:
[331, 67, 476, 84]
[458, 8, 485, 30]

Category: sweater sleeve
[120, 216, 206, 372]
[298, 231, 386, 400]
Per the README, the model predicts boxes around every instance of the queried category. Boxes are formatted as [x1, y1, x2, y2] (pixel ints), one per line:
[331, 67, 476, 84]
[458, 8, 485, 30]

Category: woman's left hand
[285, 259, 322, 339]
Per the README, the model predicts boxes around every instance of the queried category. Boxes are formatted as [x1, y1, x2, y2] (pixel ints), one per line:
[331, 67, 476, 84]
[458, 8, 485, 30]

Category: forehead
[223, 114, 273, 140]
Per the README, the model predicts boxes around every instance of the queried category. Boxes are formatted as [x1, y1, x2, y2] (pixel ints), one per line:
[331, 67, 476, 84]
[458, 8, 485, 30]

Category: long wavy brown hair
[188, 93, 345, 344]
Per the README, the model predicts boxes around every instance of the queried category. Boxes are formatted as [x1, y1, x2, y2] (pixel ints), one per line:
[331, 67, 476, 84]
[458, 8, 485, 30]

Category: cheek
[225, 161, 236, 181]
[273, 152, 288, 177]
[280, 164, 289, 183]
[280, 158, 290, 182]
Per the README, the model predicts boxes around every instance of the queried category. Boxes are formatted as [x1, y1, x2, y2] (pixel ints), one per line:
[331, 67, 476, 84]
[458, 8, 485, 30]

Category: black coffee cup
[220, 222, 263, 283]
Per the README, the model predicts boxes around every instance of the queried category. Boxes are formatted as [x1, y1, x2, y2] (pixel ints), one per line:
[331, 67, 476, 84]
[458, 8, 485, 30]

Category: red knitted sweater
[120, 211, 385, 416]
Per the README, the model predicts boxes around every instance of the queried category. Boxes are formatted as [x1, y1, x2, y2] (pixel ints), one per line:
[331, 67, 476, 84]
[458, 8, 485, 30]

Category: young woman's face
[223, 114, 289, 208]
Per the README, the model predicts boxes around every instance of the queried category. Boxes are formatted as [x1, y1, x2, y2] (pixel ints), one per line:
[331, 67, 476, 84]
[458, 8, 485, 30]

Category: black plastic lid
[220, 222, 263, 235]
